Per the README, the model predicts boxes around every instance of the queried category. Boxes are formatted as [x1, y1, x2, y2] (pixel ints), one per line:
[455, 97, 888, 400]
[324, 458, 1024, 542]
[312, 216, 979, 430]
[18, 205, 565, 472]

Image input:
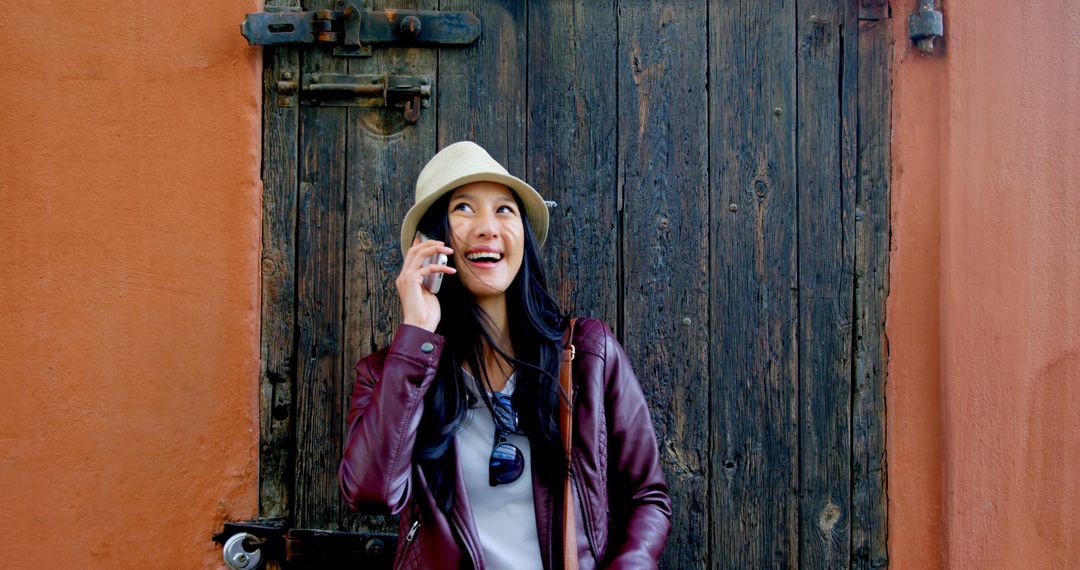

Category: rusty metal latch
[214, 519, 396, 566]
[297, 73, 431, 123]
[241, 1, 480, 57]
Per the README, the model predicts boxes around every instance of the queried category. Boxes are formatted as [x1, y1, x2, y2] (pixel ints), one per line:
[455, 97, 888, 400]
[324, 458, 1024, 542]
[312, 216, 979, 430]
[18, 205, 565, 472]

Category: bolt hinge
[241, 3, 480, 57]
[299, 74, 432, 123]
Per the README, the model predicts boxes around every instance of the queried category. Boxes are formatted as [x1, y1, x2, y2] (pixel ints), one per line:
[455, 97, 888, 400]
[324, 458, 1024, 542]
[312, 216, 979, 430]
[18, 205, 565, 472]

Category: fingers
[403, 239, 454, 269]
[416, 263, 457, 277]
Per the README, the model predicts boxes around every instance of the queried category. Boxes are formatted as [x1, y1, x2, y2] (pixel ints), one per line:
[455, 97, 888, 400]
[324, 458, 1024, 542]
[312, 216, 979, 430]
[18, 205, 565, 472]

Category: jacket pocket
[571, 457, 600, 563]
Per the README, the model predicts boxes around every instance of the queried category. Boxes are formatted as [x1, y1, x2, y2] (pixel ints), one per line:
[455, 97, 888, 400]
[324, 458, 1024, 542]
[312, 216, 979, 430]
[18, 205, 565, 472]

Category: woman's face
[447, 181, 525, 300]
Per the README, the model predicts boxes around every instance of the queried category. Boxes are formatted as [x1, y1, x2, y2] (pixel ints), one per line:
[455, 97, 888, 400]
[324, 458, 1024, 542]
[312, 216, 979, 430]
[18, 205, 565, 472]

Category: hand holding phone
[416, 232, 449, 294]
[397, 233, 454, 332]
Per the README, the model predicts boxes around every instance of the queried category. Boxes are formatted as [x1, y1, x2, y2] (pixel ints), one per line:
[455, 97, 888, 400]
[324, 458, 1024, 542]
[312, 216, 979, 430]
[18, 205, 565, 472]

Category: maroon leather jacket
[339, 318, 672, 569]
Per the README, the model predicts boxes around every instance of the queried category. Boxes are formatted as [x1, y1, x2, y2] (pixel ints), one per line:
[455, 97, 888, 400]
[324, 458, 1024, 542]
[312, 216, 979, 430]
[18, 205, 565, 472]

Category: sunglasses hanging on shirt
[489, 392, 525, 486]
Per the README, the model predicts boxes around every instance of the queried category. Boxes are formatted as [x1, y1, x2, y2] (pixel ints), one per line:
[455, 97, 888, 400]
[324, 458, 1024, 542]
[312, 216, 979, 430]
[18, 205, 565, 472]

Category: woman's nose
[473, 211, 499, 239]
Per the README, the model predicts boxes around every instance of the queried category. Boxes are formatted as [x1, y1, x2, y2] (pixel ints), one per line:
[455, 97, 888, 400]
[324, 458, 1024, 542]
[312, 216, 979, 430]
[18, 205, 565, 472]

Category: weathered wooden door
[248, 0, 891, 568]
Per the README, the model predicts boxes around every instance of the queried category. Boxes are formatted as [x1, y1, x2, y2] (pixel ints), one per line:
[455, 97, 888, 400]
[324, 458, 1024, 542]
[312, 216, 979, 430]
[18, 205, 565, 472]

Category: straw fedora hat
[400, 141, 549, 255]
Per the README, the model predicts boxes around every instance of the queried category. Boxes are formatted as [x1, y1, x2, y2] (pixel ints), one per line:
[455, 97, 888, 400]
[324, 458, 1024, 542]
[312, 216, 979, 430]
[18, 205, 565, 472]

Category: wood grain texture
[293, 0, 348, 530]
[259, 0, 301, 524]
[340, 0, 440, 535]
[797, 0, 858, 567]
[617, 1, 709, 568]
[709, 1, 799, 567]
[852, 17, 891, 570]
[527, 0, 618, 323]
[437, 0, 527, 174]
[254, 1, 893, 566]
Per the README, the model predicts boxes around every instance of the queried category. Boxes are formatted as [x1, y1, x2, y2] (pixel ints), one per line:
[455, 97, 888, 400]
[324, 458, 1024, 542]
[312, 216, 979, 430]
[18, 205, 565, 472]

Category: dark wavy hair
[412, 191, 568, 513]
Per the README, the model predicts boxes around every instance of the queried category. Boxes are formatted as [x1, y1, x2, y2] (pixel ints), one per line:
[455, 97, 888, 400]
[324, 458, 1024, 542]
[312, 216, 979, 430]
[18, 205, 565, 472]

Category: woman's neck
[475, 294, 514, 391]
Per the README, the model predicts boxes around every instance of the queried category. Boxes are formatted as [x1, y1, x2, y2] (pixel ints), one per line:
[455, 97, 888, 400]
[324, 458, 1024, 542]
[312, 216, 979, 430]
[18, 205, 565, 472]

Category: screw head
[728, 203, 738, 212]
[774, 107, 783, 116]
[281, 71, 293, 80]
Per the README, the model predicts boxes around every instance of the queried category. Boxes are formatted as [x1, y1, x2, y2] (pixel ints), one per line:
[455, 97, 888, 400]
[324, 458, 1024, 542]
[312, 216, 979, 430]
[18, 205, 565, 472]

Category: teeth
[466, 251, 502, 262]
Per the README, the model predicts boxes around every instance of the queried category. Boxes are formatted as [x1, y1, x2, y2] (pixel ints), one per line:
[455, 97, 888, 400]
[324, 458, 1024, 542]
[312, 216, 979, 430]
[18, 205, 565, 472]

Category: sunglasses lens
[489, 439, 525, 485]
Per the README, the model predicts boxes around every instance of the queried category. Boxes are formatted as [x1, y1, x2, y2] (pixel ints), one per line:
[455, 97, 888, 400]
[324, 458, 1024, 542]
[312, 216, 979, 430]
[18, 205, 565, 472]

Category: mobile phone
[416, 232, 448, 294]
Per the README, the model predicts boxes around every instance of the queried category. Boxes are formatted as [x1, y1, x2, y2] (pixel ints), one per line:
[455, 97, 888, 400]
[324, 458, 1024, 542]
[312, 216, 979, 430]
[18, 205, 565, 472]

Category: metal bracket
[858, 0, 888, 21]
[241, 2, 480, 57]
[213, 518, 396, 566]
[300, 74, 432, 123]
[909, 0, 944, 53]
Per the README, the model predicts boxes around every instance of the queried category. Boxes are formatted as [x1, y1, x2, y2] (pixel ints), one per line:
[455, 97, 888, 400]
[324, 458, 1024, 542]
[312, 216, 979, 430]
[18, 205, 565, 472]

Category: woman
[339, 142, 671, 569]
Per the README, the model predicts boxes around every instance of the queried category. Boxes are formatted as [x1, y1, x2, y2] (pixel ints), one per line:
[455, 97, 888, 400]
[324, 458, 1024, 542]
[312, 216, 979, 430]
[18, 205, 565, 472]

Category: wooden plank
[436, 0, 527, 173]
[617, 1, 709, 568]
[797, 0, 858, 567]
[709, 1, 799, 568]
[526, 0, 618, 323]
[852, 17, 891, 570]
[259, 0, 300, 523]
[340, 0, 439, 535]
[292, 0, 348, 530]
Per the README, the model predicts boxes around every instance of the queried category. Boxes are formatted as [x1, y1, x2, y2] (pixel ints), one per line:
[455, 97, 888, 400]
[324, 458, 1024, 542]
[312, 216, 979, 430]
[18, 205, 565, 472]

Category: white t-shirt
[455, 372, 544, 570]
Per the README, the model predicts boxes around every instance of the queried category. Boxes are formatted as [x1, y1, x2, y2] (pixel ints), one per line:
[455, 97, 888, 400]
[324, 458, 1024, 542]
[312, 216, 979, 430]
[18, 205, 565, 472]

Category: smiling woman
[447, 183, 526, 306]
[339, 141, 672, 569]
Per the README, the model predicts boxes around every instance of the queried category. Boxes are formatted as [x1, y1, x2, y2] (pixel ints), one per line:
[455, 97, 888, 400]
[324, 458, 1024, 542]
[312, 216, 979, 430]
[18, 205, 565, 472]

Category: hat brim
[400, 171, 549, 256]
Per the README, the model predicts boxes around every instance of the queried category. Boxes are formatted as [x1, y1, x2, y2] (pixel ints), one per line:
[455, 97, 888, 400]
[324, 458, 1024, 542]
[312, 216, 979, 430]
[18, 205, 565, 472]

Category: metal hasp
[241, 3, 480, 57]
[301, 74, 431, 123]
[909, 0, 944, 53]
[213, 518, 397, 567]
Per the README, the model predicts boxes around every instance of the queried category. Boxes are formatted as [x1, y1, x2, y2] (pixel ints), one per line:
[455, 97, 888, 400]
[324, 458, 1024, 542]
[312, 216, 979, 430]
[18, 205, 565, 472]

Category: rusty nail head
[400, 15, 422, 37]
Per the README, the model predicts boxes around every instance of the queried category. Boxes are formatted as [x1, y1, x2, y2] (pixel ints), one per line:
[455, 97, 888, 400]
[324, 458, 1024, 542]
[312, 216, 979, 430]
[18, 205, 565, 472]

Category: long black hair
[412, 192, 568, 513]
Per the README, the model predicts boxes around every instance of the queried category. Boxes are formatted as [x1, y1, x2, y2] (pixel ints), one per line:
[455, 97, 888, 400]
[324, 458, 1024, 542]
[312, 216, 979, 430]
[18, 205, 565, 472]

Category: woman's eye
[497, 205, 517, 214]
[452, 203, 473, 213]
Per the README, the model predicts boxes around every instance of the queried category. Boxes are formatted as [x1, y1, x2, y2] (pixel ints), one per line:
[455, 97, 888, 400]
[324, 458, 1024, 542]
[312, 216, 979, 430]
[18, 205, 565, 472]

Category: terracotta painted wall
[889, 0, 1080, 568]
[0, 1, 262, 568]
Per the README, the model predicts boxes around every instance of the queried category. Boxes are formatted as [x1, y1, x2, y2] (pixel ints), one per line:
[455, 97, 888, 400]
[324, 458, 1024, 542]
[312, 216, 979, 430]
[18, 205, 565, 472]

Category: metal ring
[222, 532, 263, 570]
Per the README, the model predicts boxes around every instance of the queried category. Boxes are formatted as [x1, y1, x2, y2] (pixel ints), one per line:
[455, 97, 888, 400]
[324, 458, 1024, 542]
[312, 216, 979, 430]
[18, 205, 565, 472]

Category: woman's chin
[462, 280, 510, 300]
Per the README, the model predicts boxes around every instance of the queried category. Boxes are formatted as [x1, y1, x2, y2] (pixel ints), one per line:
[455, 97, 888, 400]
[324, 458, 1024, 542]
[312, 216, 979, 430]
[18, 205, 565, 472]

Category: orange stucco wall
[888, 0, 1080, 567]
[0, 1, 262, 568]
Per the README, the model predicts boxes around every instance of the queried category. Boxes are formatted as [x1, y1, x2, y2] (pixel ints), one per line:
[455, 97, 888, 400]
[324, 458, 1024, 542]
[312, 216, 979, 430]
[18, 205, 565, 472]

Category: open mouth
[464, 250, 504, 264]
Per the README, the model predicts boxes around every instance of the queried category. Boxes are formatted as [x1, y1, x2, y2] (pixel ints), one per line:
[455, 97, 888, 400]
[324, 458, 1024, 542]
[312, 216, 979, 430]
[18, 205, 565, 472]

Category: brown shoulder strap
[560, 318, 578, 570]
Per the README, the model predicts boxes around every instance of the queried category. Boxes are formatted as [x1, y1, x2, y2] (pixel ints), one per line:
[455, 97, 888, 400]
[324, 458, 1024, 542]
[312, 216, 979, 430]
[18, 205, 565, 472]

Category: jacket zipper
[405, 519, 421, 542]
[401, 518, 421, 560]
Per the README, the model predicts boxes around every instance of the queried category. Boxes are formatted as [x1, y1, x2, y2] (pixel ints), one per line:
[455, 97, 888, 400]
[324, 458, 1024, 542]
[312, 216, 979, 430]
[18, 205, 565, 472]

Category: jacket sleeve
[339, 324, 443, 515]
[600, 326, 673, 568]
